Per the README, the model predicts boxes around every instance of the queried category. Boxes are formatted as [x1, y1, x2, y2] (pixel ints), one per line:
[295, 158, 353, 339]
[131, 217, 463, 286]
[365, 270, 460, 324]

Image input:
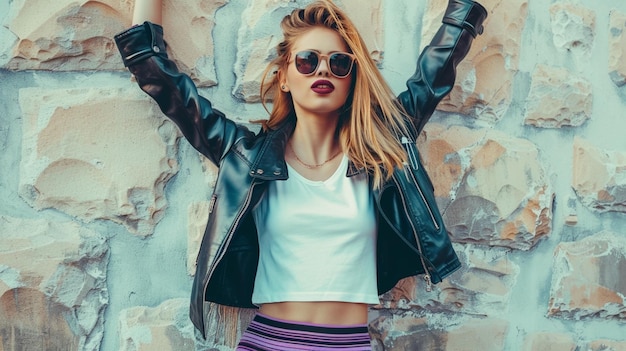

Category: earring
[281, 85, 286, 91]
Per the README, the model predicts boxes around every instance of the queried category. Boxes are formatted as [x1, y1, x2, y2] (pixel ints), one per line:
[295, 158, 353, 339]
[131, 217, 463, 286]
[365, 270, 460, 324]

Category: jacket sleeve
[397, 0, 487, 134]
[114, 21, 252, 165]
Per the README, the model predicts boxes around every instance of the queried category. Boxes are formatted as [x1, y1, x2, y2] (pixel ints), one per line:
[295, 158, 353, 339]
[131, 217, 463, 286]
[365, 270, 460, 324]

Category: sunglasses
[292, 50, 356, 78]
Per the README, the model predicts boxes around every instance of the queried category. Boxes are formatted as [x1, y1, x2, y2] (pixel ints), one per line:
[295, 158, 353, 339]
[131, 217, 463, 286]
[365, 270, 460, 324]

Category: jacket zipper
[202, 182, 258, 305]
[208, 194, 217, 214]
[401, 136, 440, 231]
[402, 136, 420, 170]
[125, 48, 153, 62]
[392, 174, 434, 292]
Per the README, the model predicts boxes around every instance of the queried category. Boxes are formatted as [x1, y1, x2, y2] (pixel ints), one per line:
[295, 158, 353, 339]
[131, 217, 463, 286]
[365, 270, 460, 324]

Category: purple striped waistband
[236, 312, 372, 351]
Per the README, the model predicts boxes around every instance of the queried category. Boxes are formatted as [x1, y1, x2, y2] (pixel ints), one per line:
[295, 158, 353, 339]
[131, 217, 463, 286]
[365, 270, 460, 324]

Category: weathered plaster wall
[0, 0, 624, 350]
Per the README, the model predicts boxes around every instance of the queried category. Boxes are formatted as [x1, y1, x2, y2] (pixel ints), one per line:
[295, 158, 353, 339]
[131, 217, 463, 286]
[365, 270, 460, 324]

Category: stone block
[2, 0, 130, 71]
[186, 156, 219, 276]
[444, 317, 508, 351]
[160, 0, 229, 86]
[200, 153, 219, 188]
[369, 313, 507, 351]
[119, 299, 195, 351]
[0, 216, 109, 351]
[419, 124, 553, 250]
[378, 245, 519, 318]
[119, 299, 256, 351]
[548, 231, 626, 320]
[585, 340, 626, 351]
[0, 24, 18, 68]
[233, 0, 383, 102]
[423, 0, 528, 122]
[369, 313, 438, 351]
[523, 332, 577, 351]
[572, 137, 626, 213]
[609, 10, 626, 87]
[524, 64, 592, 128]
[187, 201, 210, 276]
[18, 87, 179, 236]
[3, 0, 226, 85]
[550, 3, 596, 58]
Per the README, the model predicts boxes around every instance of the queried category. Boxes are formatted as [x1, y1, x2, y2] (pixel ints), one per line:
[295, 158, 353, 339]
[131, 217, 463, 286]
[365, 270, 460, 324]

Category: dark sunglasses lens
[295, 51, 319, 75]
[329, 53, 353, 77]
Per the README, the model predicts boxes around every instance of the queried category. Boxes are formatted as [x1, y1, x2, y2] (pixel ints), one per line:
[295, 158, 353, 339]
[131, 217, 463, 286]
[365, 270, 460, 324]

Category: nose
[316, 57, 331, 76]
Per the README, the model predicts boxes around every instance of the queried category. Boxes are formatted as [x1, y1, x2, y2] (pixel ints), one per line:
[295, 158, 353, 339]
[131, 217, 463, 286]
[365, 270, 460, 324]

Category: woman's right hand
[132, 0, 163, 25]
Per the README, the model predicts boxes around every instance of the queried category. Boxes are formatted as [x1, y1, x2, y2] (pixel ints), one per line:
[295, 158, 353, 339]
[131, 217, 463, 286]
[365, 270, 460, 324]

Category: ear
[277, 69, 289, 92]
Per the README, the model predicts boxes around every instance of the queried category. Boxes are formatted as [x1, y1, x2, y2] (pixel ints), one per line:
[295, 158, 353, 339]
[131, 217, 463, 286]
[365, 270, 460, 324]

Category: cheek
[287, 73, 307, 90]
[285, 66, 304, 87]
[337, 79, 353, 99]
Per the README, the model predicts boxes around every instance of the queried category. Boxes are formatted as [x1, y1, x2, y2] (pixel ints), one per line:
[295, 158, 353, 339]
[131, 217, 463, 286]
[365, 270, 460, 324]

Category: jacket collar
[249, 117, 363, 180]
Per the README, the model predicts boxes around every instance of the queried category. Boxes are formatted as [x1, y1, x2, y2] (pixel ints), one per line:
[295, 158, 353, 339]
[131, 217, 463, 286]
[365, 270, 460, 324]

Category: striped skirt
[236, 313, 372, 351]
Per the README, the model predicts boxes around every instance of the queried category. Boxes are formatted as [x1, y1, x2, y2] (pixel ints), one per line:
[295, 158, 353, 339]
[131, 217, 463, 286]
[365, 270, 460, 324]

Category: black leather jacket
[115, 0, 486, 337]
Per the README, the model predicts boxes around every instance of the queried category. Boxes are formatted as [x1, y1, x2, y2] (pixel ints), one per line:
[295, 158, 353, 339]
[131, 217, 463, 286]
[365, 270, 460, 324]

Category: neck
[289, 111, 342, 165]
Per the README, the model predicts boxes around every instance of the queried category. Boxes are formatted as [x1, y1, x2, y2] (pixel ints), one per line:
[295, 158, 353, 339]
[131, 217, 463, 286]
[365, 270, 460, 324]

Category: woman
[115, 0, 487, 349]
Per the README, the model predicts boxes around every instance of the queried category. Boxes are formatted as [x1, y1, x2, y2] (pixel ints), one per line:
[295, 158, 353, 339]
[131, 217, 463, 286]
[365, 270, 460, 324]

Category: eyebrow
[297, 49, 350, 54]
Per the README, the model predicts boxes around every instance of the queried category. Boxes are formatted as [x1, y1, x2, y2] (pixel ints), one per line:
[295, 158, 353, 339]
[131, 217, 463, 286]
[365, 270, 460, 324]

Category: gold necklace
[289, 142, 342, 169]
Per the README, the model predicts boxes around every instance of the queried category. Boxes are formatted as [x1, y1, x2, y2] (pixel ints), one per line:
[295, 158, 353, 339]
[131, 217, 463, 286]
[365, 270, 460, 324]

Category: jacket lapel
[248, 117, 366, 180]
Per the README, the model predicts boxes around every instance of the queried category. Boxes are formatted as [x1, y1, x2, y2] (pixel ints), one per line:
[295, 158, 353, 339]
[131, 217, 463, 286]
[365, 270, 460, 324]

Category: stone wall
[0, 0, 624, 350]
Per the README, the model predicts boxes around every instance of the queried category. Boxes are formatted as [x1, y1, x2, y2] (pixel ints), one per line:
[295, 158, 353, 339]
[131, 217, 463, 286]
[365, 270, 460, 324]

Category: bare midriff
[259, 301, 369, 325]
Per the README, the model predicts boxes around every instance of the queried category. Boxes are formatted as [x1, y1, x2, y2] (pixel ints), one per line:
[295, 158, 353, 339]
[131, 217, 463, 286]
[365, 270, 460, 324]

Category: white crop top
[251, 155, 379, 305]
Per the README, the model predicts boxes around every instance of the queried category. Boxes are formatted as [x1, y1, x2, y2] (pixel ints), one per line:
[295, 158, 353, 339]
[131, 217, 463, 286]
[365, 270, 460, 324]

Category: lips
[311, 80, 335, 94]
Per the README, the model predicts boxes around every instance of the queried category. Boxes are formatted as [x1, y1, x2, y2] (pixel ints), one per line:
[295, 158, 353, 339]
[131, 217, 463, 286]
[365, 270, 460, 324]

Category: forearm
[115, 22, 249, 165]
[397, 0, 487, 134]
[132, 0, 162, 25]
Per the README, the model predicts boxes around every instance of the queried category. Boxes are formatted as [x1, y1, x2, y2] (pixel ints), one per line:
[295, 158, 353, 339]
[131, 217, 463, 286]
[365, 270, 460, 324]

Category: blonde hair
[258, 0, 409, 188]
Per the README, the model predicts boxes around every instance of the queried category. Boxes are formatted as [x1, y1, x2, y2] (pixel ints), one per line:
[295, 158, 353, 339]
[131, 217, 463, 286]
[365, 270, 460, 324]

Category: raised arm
[132, 0, 162, 25]
[115, 1, 251, 165]
[397, 0, 487, 134]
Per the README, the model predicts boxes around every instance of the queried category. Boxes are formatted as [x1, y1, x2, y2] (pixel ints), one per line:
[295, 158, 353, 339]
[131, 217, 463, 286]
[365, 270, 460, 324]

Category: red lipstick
[311, 80, 335, 94]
